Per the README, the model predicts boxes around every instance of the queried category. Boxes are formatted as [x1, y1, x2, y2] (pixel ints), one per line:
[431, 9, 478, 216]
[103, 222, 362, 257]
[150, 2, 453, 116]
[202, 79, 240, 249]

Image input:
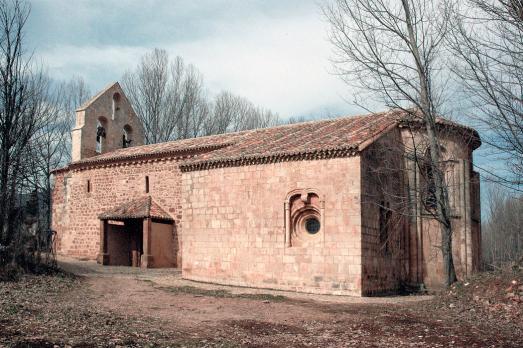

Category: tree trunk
[402, 0, 457, 286]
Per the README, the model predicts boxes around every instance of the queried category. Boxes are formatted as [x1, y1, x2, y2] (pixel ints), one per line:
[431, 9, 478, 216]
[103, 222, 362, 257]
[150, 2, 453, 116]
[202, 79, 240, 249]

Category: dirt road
[1, 258, 521, 347]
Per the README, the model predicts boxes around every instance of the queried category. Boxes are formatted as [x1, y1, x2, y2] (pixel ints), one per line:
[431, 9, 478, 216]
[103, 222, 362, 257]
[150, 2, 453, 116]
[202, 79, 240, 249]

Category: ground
[1, 258, 522, 347]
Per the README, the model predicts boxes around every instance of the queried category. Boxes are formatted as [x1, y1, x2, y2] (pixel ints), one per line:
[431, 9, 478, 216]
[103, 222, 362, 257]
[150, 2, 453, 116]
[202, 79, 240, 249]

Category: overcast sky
[26, 0, 518, 207]
[27, 0, 365, 120]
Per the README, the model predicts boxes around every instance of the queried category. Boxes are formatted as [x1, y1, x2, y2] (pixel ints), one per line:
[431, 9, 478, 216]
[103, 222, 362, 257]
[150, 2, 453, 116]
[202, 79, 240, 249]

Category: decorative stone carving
[284, 189, 325, 247]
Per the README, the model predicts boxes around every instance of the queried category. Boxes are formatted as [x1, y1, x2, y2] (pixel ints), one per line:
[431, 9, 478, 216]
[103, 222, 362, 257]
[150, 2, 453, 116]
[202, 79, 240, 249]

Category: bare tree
[323, 0, 459, 286]
[123, 48, 281, 141]
[449, 0, 523, 186]
[204, 91, 280, 136]
[18, 79, 69, 267]
[122, 49, 209, 143]
[61, 76, 90, 154]
[61, 76, 90, 132]
[482, 186, 523, 268]
[0, 0, 57, 272]
[203, 91, 236, 135]
[122, 48, 170, 144]
[172, 62, 209, 139]
[286, 115, 311, 124]
[32, 84, 71, 228]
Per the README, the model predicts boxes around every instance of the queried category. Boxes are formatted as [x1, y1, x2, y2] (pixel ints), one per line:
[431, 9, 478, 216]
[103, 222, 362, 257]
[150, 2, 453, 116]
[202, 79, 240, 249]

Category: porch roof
[98, 196, 173, 222]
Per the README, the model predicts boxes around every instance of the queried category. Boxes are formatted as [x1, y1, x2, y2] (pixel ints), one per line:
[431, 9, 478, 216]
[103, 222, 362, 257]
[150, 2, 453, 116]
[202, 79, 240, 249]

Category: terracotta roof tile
[65, 108, 480, 172]
[72, 109, 400, 167]
[72, 131, 244, 166]
[98, 196, 173, 221]
[179, 109, 405, 170]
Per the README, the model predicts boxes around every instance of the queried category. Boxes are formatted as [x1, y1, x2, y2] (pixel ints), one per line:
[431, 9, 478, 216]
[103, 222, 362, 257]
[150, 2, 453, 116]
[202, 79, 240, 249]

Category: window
[112, 93, 121, 120]
[420, 147, 447, 212]
[96, 117, 107, 153]
[422, 163, 437, 210]
[145, 176, 149, 193]
[285, 189, 325, 247]
[379, 201, 391, 254]
[122, 125, 133, 148]
[305, 217, 320, 234]
[87, 180, 91, 193]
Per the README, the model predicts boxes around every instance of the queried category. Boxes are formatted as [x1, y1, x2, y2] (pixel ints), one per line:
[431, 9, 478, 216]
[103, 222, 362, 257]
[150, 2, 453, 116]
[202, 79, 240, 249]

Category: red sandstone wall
[51, 159, 183, 263]
[360, 129, 409, 295]
[399, 129, 480, 289]
[72, 83, 145, 162]
[181, 157, 363, 296]
[418, 217, 472, 287]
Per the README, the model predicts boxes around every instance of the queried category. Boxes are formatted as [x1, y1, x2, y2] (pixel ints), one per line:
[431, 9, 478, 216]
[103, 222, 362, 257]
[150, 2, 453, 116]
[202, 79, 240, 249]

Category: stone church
[52, 82, 482, 296]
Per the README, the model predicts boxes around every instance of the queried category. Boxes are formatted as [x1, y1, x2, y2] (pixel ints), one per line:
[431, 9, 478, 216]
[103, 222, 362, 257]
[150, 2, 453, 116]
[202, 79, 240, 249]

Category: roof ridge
[73, 111, 391, 167]
[57, 108, 480, 173]
[98, 195, 173, 221]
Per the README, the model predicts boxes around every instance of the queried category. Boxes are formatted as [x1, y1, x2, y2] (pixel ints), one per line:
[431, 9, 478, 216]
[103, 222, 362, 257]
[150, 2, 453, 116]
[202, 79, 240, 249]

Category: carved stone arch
[285, 188, 325, 203]
[284, 188, 325, 247]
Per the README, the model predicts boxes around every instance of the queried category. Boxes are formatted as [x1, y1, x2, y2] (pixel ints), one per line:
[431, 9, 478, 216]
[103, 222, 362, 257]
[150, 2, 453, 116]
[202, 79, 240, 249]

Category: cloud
[28, 0, 362, 118]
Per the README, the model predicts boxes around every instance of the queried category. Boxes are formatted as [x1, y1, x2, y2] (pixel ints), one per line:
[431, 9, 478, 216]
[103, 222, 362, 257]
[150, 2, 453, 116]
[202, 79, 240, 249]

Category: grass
[4, 304, 22, 315]
[158, 285, 287, 302]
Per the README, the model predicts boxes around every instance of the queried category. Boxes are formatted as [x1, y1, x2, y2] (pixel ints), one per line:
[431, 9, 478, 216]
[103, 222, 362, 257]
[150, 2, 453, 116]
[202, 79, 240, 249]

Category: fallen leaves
[1, 268, 522, 347]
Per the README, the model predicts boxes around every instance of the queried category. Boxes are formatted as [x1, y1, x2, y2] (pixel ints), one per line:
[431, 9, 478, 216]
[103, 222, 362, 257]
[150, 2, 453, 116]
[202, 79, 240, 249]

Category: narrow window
[145, 176, 149, 193]
[421, 148, 445, 211]
[112, 92, 121, 120]
[122, 125, 133, 148]
[423, 164, 437, 210]
[379, 201, 391, 254]
[96, 118, 107, 153]
[87, 180, 91, 193]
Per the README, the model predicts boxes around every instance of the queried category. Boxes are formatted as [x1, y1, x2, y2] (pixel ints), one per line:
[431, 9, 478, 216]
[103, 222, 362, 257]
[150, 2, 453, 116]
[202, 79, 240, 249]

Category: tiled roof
[72, 131, 242, 166]
[62, 108, 480, 172]
[98, 196, 173, 221]
[180, 109, 403, 171]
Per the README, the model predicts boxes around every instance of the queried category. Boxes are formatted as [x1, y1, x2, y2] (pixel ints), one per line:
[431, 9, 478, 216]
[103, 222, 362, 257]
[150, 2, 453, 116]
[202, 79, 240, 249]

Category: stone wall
[52, 159, 183, 264]
[71, 83, 144, 162]
[360, 128, 409, 295]
[181, 157, 363, 296]
[400, 129, 481, 288]
[52, 118, 481, 294]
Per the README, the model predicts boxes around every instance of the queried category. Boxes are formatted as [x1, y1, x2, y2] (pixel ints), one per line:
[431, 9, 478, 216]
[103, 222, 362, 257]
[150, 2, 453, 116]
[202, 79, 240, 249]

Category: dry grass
[1, 268, 522, 347]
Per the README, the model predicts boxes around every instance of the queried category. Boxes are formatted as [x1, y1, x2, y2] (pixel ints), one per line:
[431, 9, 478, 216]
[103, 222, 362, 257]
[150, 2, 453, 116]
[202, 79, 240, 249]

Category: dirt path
[49, 257, 523, 347]
[58, 256, 431, 304]
[59, 257, 423, 332]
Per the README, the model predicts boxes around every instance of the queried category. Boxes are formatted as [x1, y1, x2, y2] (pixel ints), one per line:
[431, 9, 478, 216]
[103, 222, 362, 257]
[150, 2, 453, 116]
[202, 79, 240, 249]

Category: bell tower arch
[71, 82, 144, 162]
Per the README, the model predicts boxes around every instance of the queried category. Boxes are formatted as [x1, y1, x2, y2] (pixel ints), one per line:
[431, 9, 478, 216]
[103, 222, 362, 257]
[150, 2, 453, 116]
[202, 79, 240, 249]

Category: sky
[25, 0, 519, 209]
[26, 0, 362, 120]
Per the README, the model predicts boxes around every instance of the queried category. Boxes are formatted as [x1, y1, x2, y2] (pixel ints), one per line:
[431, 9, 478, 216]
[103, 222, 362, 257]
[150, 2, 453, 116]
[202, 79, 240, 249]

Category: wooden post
[141, 218, 153, 268]
[97, 220, 109, 265]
